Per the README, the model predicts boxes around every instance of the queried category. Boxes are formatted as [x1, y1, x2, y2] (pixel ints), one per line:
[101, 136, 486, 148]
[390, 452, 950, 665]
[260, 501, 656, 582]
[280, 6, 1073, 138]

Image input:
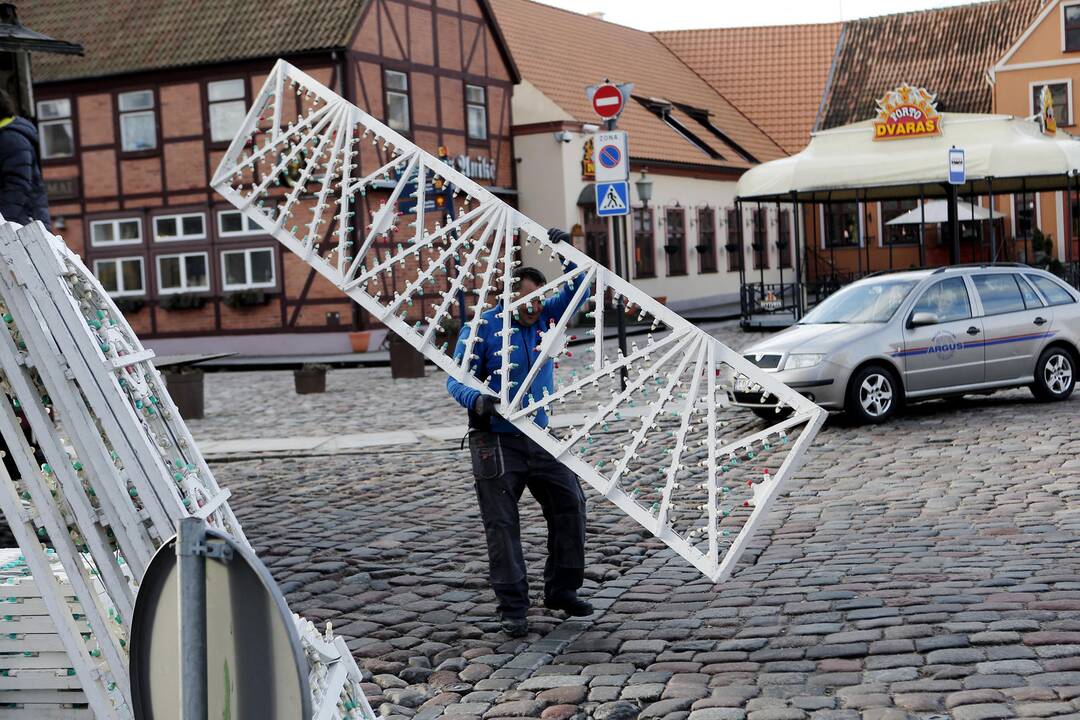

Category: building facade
[491, 0, 792, 313]
[24, 0, 518, 354]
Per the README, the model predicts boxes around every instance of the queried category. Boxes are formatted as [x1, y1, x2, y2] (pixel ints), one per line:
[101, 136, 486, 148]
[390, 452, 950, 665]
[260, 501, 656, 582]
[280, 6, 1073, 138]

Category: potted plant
[223, 290, 269, 309]
[389, 334, 425, 379]
[694, 244, 711, 253]
[723, 241, 740, 253]
[750, 241, 764, 252]
[663, 244, 680, 254]
[114, 297, 146, 314]
[159, 293, 206, 311]
[161, 365, 204, 419]
[294, 362, 328, 394]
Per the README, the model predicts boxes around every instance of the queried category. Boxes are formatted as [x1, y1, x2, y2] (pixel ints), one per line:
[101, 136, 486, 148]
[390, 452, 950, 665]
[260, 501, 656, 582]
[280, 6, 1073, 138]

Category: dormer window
[634, 97, 722, 159]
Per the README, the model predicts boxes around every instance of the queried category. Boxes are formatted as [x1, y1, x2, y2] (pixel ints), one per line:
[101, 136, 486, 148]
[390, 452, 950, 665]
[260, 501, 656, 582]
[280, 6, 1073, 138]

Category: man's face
[515, 278, 541, 327]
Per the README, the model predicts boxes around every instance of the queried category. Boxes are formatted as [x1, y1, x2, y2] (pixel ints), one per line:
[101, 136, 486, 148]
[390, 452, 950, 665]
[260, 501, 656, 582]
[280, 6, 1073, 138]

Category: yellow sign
[1039, 85, 1058, 135]
[581, 137, 595, 180]
[873, 84, 942, 141]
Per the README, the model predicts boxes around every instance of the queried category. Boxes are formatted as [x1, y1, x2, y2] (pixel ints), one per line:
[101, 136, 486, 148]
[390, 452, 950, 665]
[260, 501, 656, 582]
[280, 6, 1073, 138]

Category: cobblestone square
[191, 322, 1080, 720]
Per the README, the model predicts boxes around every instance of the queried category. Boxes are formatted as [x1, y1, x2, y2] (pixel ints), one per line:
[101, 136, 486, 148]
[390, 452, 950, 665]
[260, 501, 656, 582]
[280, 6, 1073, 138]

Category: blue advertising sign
[948, 147, 965, 185]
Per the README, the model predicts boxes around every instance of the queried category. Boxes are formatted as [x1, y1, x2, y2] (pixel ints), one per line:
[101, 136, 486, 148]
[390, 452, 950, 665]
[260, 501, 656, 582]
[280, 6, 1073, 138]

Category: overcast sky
[534, 0, 988, 30]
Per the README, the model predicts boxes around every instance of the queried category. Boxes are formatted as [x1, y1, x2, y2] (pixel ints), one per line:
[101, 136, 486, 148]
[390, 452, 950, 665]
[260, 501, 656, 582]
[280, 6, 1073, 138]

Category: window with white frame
[217, 210, 263, 237]
[221, 248, 275, 290]
[36, 99, 74, 159]
[1065, 3, 1080, 52]
[1030, 81, 1072, 126]
[466, 85, 488, 141]
[118, 90, 156, 152]
[154, 213, 206, 241]
[384, 70, 410, 133]
[157, 252, 209, 294]
[94, 257, 144, 296]
[90, 218, 142, 247]
[208, 79, 246, 142]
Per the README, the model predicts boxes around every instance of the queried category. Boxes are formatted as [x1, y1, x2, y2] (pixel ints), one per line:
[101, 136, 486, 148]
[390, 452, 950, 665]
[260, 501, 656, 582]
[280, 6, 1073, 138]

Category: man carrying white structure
[447, 228, 592, 637]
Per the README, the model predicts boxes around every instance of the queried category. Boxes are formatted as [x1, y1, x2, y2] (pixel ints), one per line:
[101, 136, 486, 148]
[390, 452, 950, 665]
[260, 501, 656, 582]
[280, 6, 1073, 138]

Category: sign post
[947, 147, 965, 264]
[586, 81, 633, 389]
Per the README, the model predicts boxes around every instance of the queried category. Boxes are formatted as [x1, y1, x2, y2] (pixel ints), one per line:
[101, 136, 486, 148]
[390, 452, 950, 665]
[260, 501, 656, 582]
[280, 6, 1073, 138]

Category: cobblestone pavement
[207, 322, 1080, 720]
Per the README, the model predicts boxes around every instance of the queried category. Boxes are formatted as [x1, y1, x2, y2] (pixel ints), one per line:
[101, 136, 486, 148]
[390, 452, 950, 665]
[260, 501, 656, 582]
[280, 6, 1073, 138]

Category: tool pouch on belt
[468, 432, 504, 481]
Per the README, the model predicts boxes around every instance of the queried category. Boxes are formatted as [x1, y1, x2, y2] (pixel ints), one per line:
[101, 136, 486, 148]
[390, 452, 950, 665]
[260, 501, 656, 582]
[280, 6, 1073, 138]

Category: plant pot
[294, 367, 327, 394]
[162, 368, 204, 420]
[389, 335, 425, 379]
[663, 244, 680, 254]
[694, 244, 711, 253]
[724, 243, 739, 253]
[751, 243, 764, 252]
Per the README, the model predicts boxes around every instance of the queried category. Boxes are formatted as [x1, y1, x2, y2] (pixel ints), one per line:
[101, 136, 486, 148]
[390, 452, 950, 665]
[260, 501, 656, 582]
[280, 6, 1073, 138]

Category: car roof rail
[863, 266, 935, 278]
[930, 262, 1030, 274]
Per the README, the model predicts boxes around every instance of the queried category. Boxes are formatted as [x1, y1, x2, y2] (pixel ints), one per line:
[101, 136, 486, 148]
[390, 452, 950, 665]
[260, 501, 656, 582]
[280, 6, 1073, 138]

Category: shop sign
[872, 84, 942, 141]
[581, 137, 595, 180]
[44, 177, 79, 201]
[1038, 85, 1058, 135]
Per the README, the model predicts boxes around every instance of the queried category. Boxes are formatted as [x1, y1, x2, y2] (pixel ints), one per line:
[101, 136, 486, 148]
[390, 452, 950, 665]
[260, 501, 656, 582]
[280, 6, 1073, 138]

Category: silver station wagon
[734, 265, 1080, 423]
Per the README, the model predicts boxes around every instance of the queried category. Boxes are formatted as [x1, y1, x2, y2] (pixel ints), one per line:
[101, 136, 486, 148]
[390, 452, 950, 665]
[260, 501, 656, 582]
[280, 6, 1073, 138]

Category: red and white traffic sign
[592, 84, 624, 120]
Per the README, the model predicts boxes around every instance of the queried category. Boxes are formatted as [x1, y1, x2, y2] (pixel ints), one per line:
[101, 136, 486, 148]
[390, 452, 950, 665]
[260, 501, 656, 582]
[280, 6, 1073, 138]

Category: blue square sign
[595, 181, 630, 217]
[948, 147, 965, 185]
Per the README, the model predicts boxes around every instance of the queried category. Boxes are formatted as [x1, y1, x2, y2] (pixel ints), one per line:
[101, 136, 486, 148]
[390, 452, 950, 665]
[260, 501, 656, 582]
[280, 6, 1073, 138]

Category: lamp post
[635, 169, 653, 207]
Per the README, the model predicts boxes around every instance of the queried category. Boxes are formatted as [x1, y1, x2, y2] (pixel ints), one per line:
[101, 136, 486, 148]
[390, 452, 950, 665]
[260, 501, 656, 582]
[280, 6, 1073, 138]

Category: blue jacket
[0, 117, 51, 229]
[447, 263, 590, 433]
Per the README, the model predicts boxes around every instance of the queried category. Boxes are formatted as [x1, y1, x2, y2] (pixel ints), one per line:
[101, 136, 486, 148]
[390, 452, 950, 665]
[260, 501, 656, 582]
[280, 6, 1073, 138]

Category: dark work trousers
[468, 430, 586, 619]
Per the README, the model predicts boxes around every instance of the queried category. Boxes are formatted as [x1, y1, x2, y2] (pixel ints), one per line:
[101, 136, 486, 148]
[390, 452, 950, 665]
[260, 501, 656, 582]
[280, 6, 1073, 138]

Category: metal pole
[611, 214, 628, 390]
[775, 201, 784, 314]
[946, 182, 959, 265]
[1067, 171, 1075, 277]
[857, 191, 865, 277]
[989, 177, 996, 262]
[969, 187, 977, 264]
[887, 200, 894, 270]
[918, 184, 926, 267]
[736, 200, 747, 322]
[178, 517, 208, 720]
[791, 191, 803, 319]
[757, 202, 765, 293]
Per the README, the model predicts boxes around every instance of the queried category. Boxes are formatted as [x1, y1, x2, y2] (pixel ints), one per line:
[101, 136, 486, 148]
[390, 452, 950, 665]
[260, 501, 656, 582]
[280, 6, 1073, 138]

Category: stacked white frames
[212, 59, 827, 583]
[0, 217, 375, 720]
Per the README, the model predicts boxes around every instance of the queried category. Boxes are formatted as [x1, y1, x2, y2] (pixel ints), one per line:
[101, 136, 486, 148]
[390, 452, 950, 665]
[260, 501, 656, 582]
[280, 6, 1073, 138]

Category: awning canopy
[885, 199, 1006, 225]
[735, 113, 1080, 203]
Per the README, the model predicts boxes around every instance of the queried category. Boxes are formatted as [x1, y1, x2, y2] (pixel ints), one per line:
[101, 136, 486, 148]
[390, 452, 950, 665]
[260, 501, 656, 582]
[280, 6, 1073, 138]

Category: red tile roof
[489, 0, 788, 171]
[656, 23, 843, 154]
[819, 0, 1046, 130]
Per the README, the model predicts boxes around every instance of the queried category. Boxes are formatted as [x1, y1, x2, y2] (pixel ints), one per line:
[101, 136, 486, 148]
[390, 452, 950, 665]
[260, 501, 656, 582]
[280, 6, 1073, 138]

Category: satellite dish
[130, 523, 311, 720]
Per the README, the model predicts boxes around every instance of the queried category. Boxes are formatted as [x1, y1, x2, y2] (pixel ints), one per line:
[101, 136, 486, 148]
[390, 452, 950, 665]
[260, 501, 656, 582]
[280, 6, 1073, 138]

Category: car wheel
[1031, 346, 1075, 401]
[845, 364, 900, 424]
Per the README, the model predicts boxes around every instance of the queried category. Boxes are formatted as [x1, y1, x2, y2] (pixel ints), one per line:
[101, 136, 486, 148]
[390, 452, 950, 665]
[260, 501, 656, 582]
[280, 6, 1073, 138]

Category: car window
[973, 274, 1025, 315]
[798, 279, 917, 324]
[1026, 274, 1076, 306]
[1014, 274, 1044, 309]
[911, 277, 971, 323]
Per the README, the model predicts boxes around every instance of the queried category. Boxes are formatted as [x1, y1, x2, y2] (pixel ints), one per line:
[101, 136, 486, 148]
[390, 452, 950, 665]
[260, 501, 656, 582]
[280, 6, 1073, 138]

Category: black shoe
[501, 617, 529, 637]
[544, 595, 594, 616]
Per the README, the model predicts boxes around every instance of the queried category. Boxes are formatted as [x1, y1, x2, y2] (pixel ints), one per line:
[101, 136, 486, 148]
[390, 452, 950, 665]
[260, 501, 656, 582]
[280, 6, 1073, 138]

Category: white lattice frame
[212, 60, 827, 582]
[0, 220, 374, 719]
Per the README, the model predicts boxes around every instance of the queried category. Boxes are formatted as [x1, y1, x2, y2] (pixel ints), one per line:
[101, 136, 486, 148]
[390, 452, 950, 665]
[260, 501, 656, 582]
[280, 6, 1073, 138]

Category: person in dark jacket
[447, 228, 593, 637]
[0, 89, 51, 229]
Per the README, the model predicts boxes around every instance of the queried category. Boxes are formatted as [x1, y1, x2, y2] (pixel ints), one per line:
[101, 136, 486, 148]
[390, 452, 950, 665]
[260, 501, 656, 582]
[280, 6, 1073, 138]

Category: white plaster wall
[516, 128, 793, 310]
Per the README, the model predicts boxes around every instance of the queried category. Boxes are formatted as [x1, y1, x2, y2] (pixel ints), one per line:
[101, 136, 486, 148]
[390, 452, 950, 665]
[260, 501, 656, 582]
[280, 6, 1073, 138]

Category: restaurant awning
[735, 113, 1080, 203]
[885, 199, 1006, 225]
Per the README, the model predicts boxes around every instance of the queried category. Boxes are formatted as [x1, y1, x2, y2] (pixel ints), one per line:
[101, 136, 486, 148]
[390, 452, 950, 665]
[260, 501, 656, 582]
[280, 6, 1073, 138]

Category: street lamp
[635, 169, 653, 207]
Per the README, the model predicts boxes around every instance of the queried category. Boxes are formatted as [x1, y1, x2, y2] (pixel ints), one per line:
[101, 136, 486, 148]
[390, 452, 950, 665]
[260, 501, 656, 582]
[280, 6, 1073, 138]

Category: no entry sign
[592, 84, 624, 120]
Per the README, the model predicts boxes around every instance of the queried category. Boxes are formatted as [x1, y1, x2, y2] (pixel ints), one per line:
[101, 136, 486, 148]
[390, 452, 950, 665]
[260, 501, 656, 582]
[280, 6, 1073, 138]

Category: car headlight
[785, 353, 825, 370]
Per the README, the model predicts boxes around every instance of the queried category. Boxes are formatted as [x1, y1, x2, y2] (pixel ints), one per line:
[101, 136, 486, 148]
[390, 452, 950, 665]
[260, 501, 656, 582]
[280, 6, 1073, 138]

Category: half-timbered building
[22, 0, 519, 355]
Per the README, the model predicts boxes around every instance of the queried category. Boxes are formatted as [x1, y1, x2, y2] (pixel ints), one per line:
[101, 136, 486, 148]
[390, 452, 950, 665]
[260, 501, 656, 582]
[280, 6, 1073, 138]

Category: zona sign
[872, 84, 942, 141]
[592, 84, 624, 120]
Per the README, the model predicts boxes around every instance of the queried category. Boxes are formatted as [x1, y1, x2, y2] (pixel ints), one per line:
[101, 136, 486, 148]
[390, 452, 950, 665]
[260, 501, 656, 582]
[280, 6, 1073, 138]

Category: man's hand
[547, 228, 571, 245]
[473, 395, 499, 418]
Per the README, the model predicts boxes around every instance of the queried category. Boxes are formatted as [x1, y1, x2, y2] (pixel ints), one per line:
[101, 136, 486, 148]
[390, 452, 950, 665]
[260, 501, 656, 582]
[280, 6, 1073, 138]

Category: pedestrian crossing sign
[595, 181, 629, 217]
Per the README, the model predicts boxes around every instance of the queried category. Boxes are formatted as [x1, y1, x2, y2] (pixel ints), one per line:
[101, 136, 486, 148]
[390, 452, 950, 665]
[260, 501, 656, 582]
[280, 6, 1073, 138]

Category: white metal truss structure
[0, 217, 375, 720]
[212, 60, 827, 583]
